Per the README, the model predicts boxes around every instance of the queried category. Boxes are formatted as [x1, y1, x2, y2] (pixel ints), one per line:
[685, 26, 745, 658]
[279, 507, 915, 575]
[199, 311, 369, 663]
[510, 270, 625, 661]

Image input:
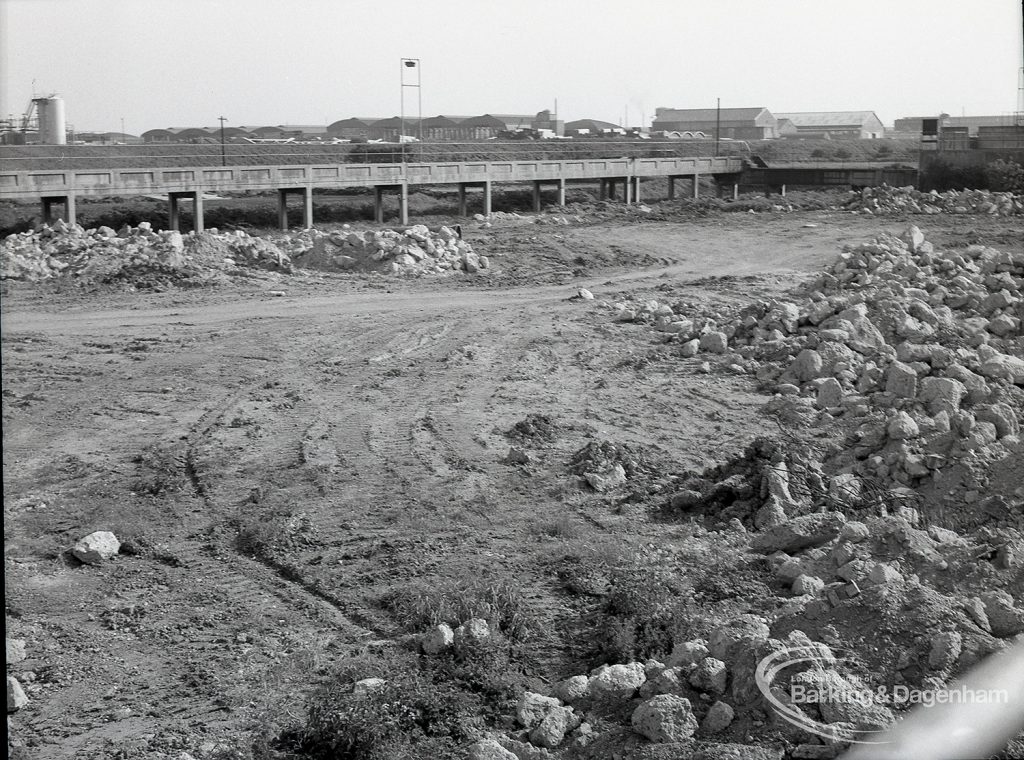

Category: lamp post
[400, 58, 421, 162]
[218, 116, 227, 166]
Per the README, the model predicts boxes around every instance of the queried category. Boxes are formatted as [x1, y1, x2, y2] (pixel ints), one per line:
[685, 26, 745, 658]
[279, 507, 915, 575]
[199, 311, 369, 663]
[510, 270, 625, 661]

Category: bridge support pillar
[169, 193, 181, 231]
[278, 188, 312, 230]
[557, 178, 566, 206]
[399, 183, 409, 226]
[169, 191, 203, 232]
[733, 183, 739, 201]
[780, 184, 787, 197]
[193, 191, 204, 233]
[630, 177, 641, 204]
[482, 180, 492, 217]
[692, 174, 700, 199]
[532, 181, 542, 212]
[303, 187, 313, 228]
[667, 177, 675, 201]
[41, 195, 76, 225]
[457, 184, 467, 216]
[624, 176, 633, 205]
[278, 190, 290, 229]
[374, 186, 385, 223]
[599, 179, 608, 200]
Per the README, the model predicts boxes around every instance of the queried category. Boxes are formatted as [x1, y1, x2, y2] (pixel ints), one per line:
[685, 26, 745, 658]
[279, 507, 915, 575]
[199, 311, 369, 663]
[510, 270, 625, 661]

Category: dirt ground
[3, 211, 1022, 758]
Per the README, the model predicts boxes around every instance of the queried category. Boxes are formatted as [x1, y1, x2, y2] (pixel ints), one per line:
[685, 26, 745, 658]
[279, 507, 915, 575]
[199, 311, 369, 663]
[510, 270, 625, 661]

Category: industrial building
[1, 94, 68, 145]
[563, 119, 625, 137]
[775, 111, 885, 139]
[893, 113, 1022, 136]
[138, 111, 562, 144]
[651, 107, 778, 140]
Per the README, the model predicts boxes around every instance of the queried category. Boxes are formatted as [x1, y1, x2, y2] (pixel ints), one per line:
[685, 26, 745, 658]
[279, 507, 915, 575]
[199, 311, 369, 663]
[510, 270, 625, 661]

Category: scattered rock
[71, 531, 121, 565]
[589, 662, 647, 702]
[6, 639, 26, 664]
[7, 675, 28, 712]
[631, 694, 698, 743]
[751, 512, 847, 553]
[421, 623, 455, 654]
[584, 464, 627, 492]
[700, 701, 735, 734]
[516, 691, 562, 729]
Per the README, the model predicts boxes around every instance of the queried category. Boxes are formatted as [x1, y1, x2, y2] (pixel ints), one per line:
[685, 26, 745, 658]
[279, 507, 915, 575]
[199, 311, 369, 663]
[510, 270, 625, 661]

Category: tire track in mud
[174, 380, 391, 644]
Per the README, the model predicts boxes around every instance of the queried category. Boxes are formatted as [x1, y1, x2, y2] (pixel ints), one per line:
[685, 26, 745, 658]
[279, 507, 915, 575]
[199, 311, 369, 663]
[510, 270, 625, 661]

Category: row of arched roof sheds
[140, 125, 329, 143]
[140, 113, 562, 143]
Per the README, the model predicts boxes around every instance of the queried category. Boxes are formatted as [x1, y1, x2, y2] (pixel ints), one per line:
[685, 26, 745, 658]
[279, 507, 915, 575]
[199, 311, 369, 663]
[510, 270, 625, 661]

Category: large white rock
[6, 638, 26, 664]
[8, 675, 29, 712]
[453, 618, 490, 650]
[421, 623, 454, 654]
[71, 531, 120, 565]
[589, 662, 647, 701]
[529, 705, 576, 748]
[700, 700, 735, 734]
[887, 411, 920, 440]
[631, 694, 698, 742]
[688, 657, 728, 694]
[516, 691, 561, 728]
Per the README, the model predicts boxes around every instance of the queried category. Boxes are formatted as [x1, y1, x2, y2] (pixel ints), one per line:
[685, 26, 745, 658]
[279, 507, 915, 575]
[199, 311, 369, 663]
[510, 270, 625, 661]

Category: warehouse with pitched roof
[775, 111, 884, 139]
[652, 107, 777, 139]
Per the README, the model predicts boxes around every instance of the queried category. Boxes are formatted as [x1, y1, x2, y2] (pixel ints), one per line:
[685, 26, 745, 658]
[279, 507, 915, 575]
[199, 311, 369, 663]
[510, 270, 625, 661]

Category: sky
[1, 0, 1022, 134]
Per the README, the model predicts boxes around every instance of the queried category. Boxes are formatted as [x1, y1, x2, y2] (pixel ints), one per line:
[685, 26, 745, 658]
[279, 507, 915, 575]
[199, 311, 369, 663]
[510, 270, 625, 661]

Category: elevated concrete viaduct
[1, 156, 744, 231]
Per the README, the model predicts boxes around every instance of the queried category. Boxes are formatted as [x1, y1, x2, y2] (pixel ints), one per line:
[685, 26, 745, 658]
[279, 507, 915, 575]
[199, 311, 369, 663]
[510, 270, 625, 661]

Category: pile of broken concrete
[0, 221, 487, 285]
[607, 226, 1023, 506]
[283, 223, 487, 275]
[0, 220, 291, 285]
[845, 186, 1022, 216]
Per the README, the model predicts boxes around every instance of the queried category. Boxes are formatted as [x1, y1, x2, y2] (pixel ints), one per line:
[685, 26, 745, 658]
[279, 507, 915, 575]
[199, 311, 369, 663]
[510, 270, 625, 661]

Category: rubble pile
[286, 223, 488, 275]
[605, 226, 1023, 513]
[846, 186, 1023, 216]
[0, 220, 290, 286]
[0, 221, 488, 285]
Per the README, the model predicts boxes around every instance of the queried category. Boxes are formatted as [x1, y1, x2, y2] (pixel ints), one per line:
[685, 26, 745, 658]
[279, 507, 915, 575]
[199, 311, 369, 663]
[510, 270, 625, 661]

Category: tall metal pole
[218, 116, 227, 166]
[400, 58, 405, 164]
[715, 98, 721, 156]
[400, 58, 421, 162]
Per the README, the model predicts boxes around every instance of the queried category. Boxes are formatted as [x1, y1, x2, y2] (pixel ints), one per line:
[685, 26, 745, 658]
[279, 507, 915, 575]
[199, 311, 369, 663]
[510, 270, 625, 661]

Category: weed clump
[300, 668, 482, 759]
[384, 578, 539, 642]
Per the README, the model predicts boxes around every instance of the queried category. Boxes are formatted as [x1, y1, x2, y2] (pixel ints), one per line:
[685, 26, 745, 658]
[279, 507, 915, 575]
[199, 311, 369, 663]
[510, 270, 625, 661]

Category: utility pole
[218, 116, 227, 166]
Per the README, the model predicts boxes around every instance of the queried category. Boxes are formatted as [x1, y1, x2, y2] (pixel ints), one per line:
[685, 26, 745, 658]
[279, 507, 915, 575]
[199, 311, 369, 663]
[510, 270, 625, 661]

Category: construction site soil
[4, 202, 1023, 760]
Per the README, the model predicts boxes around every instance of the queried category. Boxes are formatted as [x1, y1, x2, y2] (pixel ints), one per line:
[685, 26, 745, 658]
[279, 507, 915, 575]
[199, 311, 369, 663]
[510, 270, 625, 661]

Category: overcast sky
[2, 0, 1022, 133]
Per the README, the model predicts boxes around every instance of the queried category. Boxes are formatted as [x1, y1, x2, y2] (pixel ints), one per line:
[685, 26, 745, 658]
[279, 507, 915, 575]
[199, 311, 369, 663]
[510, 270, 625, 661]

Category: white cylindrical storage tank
[35, 97, 67, 145]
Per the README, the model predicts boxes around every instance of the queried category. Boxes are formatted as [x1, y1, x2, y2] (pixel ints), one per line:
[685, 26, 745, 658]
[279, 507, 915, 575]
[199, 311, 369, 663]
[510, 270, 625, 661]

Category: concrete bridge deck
[0, 156, 744, 230]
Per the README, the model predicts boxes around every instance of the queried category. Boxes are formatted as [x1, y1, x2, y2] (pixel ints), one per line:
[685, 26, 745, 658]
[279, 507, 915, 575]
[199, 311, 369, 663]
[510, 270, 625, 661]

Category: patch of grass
[288, 651, 484, 760]
[384, 577, 539, 642]
[529, 513, 580, 540]
[560, 533, 776, 665]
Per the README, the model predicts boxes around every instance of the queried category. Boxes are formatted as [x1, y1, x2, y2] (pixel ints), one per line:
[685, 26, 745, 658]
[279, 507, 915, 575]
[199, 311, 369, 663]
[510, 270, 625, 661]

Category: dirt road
[3, 212, 1020, 758]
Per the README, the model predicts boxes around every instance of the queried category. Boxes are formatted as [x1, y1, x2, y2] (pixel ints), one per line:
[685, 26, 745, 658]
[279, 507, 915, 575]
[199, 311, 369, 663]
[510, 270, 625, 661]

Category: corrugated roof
[564, 119, 623, 131]
[775, 111, 881, 127]
[459, 114, 506, 128]
[489, 114, 535, 127]
[421, 115, 460, 127]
